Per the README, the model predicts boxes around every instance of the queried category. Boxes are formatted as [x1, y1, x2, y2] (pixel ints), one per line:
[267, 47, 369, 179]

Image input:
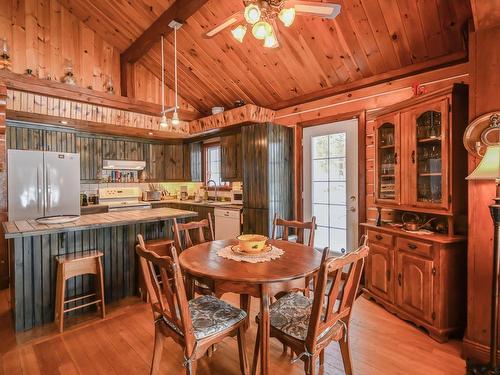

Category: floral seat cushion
[189, 295, 247, 340]
[267, 292, 342, 341]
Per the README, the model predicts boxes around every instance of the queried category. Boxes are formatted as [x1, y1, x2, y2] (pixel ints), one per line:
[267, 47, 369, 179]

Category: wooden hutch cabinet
[363, 84, 468, 342]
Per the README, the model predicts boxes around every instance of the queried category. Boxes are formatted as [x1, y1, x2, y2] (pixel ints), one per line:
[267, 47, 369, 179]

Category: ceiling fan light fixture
[263, 28, 279, 48]
[278, 8, 296, 27]
[231, 25, 247, 43]
[252, 21, 272, 40]
[244, 4, 261, 24]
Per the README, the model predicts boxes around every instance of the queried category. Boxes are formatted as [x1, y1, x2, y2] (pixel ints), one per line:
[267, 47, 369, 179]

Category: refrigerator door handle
[45, 166, 51, 213]
[37, 167, 42, 213]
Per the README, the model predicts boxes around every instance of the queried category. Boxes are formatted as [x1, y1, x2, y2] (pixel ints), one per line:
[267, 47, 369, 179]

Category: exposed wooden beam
[270, 51, 468, 110]
[120, 0, 209, 96]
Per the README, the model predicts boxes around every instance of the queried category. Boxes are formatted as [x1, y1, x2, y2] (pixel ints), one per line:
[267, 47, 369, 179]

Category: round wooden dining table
[178, 239, 324, 375]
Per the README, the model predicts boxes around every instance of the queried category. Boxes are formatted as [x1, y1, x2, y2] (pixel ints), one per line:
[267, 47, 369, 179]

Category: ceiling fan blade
[204, 11, 244, 38]
[285, 1, 341, 19]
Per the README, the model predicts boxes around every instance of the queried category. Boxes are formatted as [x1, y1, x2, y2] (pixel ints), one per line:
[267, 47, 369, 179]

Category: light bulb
[279, 8, 296, 27]
[264, 32, 279, 48]
[231, 25, 247, 43]
[244, 4, 261, 24]
[171, 112, 180, 126]
[252, 21, 272, 40]
[160, 114, 168, 128]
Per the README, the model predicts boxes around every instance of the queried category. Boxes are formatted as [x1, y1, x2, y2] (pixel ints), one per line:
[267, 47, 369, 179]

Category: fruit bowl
[236, 234, 268, 253]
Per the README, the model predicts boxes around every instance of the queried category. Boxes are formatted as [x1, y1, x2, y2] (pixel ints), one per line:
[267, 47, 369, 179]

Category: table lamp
[465, 113, 500, 374]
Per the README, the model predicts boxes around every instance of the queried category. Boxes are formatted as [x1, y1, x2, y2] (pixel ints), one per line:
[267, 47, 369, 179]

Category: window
[205, 144, 222, 185]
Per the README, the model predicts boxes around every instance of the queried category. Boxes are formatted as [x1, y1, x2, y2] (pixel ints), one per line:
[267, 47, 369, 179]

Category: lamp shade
[466, 145, 500, 180]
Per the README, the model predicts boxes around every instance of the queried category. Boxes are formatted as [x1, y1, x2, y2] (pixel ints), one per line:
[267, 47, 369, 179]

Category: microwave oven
[231, 189, 243, 204]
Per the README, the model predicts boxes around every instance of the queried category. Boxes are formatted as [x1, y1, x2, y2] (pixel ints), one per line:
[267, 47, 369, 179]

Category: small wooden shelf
[417, 137, 442, 143]
[379, 144, 395, 149]
[381, 174, 395, 178]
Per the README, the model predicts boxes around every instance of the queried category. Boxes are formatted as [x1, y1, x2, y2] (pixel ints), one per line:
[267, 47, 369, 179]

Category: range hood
[102, 160, 146, 170]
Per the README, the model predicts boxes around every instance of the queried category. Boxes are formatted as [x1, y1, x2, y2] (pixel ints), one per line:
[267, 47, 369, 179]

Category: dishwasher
[214, 208, 241, 240]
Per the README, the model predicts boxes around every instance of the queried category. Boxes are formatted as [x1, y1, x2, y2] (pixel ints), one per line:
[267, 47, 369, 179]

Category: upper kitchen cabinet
[147, 144, 166, 182]
[164, 143, 185, 181]
[372, 84, 468, 216]
[220, 133, 243, 181]
[187, 142, 202, 182]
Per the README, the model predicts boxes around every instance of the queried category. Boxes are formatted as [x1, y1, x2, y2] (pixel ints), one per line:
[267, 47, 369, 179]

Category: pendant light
[159, 34, 168, 128]
[169, 20, 183, 127]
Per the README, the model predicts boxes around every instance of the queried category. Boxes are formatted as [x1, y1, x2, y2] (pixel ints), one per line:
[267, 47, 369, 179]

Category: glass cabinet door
[406, 99, 449, 210]
[375, 113, 400, 205]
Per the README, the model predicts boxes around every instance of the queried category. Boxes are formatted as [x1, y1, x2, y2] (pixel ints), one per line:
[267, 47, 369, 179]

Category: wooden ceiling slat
[360, 0, 402, 69]
[376, 0, 413, 67]
[396, 0, 429, 62]
[417, 0, 448, 57]
[342, 0, 390, 75]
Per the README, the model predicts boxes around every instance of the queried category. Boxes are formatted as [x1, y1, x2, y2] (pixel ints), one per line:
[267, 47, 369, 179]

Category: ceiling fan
[204, 0, 341, 48]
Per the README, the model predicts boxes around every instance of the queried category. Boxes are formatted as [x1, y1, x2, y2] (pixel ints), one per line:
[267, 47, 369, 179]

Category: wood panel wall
[6, 88, 190, 137]
[463, 24, 500, 364]
[0, 0, 120, 94]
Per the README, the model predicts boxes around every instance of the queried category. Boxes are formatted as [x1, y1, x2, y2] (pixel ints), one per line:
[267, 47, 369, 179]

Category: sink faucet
[206, 179, 218, 202]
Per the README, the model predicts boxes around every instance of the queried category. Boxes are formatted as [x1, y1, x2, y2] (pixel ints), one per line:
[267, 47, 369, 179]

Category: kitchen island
[3, 208, 197, 331]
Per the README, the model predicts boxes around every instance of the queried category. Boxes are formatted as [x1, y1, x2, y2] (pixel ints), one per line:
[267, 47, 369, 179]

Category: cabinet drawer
[367, 230, 393, 247]
[397, 237, 432, 258]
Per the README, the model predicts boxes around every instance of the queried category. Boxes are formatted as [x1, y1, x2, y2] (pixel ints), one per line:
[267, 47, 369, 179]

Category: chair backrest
[305, 240, 369, 352]
[135, 241, 196, 351]
[271, 213, 316, 247]
[173, 213, 214, 251]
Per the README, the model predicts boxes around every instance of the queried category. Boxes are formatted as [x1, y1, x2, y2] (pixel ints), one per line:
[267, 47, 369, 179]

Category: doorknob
[349, 206, 356, 212]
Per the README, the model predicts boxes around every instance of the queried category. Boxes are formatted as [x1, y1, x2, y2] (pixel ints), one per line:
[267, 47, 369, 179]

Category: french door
[303, 119, 358, 254]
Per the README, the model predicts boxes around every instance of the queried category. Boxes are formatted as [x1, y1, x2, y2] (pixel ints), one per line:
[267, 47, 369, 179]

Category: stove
[98, 187, 151, 212]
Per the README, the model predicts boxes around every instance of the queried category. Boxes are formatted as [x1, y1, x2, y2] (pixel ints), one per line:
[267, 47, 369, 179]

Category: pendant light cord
[174, 27, 178, 112]
[161, 34, 165, 115]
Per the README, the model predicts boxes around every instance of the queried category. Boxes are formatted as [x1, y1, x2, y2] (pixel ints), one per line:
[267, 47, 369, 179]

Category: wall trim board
[275, 63, 470, 126]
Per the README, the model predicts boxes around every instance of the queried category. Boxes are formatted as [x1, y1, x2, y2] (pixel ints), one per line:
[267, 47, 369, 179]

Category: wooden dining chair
[272, 213, 317, 298]
[172, 214, 216, 297]
[252, 244, 369, 375]
[271, 213, 316, 247]
[136, 243, 249, 375]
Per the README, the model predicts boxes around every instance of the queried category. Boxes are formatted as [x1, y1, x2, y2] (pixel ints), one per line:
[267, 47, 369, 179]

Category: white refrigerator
[8, 150, 80, 221]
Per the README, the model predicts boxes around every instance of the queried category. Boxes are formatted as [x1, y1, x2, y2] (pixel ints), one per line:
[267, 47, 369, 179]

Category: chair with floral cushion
[136, 243, 249, 375]
[252, 243, 369, 375]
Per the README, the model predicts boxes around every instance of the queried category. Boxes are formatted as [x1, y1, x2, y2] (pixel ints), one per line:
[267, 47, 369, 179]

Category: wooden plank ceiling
[60, 0, 471, 115]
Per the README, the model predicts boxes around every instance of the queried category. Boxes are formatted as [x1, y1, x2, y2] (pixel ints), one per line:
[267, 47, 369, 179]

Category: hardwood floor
[0, 289, 465, 374]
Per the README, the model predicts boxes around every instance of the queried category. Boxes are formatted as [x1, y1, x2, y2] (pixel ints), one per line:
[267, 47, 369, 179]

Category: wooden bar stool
[54, 250, 105, 333]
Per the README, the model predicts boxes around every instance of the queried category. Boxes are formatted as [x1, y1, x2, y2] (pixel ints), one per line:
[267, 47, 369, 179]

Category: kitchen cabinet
[148, 144, 166, 181]
[365, 240, 394, 303]
[362, 223, 466, 342]
[165, 143, 184, 181]
[221, 133, 242, 181]
[188, 142, 202, 182]
[242, 124, 293, 236]
[396, 251, 434, 324]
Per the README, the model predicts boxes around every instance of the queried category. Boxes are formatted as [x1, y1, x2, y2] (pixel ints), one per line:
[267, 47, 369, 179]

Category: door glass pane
[415, 111, 443, 204]
[311, 132, 347, 252]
